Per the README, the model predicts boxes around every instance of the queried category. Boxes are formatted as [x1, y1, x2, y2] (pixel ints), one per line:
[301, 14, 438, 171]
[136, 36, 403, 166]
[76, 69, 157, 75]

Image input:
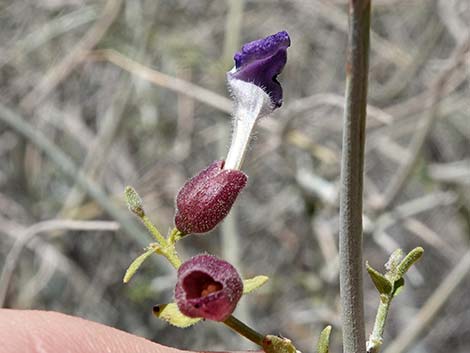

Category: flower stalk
[223, 315, 265, 346]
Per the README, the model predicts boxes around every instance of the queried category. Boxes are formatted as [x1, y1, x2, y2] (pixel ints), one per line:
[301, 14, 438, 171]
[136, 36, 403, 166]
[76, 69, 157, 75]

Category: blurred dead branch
[0, 219, 119, 306]
[20, 0, 123, 110]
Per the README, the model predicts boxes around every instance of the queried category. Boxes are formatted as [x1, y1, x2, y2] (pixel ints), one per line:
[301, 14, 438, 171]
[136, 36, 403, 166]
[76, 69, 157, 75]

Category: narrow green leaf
[123, 247, 156, 283]
[392, 277, 405, 298]
[152, 303, 202, 328]
[243, 275, 269, 294]
[317, 325, 332, 353]
[366, 262, 393, 295]
[396, 247, 424, 278]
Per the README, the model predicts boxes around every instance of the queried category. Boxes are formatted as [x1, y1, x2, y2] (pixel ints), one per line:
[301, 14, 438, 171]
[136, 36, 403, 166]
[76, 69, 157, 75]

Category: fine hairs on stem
[338, 1, 371, 353]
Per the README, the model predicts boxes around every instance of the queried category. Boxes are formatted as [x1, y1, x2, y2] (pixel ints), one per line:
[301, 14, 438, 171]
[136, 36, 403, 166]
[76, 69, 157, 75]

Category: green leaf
[392, 277, 405, 298]
[396, 247, 424, 278]
[317, 325, 332, 353]
[152, 303, 202, 328]
[243, 275, 269, 294]
[366, 262, 393, 295]
[123, 247, 156, 283]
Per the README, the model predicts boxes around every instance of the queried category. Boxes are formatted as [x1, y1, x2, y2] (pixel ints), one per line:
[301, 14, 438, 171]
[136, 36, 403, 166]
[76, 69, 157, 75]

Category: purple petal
[175, 254, 243, 321]
[231, 31, 290, 108]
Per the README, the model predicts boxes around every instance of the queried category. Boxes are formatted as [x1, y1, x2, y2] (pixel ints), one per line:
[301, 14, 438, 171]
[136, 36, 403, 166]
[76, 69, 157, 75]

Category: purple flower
[230, 31, 290, 108]
[175, 254, 243, 321]
[174, 160, 247, 234]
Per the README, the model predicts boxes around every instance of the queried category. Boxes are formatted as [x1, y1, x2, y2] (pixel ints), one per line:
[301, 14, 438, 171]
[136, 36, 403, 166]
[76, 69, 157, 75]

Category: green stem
[223, 315, 265, 346]
[367, 296, 391, 353]
[162, 228, 183, 269]
[160, 244, 182, 269]
[138, 215, 183, 268]
[140, 214, 167, 246]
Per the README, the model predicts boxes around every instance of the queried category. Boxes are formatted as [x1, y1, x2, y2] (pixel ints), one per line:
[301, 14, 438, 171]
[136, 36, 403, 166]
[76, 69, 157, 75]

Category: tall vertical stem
[339, 1, 371, 353]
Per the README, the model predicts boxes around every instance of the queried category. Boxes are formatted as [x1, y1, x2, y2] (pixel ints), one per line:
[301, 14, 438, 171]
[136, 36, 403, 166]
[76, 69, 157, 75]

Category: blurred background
[0, 0, 469, 352]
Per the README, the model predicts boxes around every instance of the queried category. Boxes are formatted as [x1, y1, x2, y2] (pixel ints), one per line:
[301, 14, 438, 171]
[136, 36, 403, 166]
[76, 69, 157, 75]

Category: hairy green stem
[223, 315, 265, 346]
[140, 215, 167, 246]
[367, 297, 391, 353]
[338, 1, 371, 353]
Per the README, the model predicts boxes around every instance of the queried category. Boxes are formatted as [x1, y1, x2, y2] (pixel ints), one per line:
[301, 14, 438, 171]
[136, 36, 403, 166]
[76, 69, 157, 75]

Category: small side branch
[383, 251, 470, 353]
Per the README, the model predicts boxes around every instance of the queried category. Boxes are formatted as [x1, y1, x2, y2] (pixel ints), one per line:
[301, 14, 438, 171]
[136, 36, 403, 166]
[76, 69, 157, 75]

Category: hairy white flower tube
[224, 74, 273, 171]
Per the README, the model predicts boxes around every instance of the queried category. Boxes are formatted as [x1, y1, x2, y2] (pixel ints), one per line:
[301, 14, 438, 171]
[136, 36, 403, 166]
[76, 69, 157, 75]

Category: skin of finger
[0, 309, 190, 353]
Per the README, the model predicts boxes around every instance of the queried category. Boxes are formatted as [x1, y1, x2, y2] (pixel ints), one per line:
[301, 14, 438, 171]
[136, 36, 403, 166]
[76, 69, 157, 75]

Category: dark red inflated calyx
[174, 160, 247, 234]
[174, 254, 243, 321]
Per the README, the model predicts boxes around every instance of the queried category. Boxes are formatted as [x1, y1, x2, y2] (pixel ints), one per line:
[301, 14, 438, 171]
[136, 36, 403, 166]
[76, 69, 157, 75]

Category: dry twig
[373, 39, 470, 211]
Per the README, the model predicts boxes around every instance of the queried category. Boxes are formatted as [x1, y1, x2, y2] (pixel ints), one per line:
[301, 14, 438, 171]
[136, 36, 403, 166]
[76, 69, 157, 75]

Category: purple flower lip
[174, 160, 247, 235]
[175, 254, 243, 321]
[230, 30, 290, 108]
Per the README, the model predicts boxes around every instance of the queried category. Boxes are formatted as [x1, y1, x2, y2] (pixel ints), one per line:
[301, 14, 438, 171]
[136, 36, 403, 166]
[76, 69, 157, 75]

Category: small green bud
[125, 186, 144, 217]
[385, 248, 404, 281]
[385, 248, 403, 273]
